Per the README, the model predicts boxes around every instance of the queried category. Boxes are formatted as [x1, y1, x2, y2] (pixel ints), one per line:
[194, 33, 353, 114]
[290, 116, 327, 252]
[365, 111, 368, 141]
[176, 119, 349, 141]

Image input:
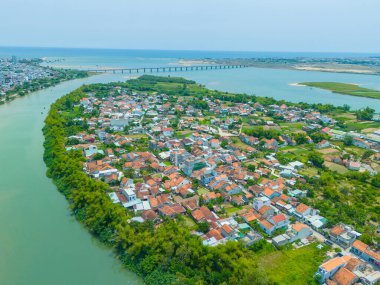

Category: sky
[1, 0, 380, 52]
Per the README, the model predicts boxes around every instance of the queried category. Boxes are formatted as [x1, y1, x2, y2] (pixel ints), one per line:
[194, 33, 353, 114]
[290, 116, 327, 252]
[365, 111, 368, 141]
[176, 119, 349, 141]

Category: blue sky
[1, 0, 380, 52]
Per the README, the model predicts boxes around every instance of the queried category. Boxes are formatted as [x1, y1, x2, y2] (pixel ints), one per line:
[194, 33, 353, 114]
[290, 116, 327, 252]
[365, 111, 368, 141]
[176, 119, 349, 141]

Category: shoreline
[289, 83, 305, 87]
[293, 65, 375, 74]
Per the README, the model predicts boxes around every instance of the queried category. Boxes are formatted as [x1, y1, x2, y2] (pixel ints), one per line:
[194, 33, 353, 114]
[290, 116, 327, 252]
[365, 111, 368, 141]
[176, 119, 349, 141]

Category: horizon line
[0, 45, 380, 55]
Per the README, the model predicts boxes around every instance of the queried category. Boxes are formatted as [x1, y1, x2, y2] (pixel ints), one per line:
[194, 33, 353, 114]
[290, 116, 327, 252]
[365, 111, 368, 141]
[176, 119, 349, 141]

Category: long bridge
[87, 64, 249, 74]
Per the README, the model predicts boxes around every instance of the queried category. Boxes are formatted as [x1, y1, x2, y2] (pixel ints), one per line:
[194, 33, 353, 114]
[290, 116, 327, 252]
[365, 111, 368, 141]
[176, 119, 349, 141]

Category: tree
[197, 221, 210, 233]
[320, 172, 335, 185]
[247, 164, 256, 172]
[343, 135, 353, 146]
[371, 173, 380, 187]
[360, 233, 373, 245]
[293, 133, 308, 145]
[362, 150, 374, 160]
[308, 151, 324, 168]
[356, 107, 375, 121]
[309, 132, 329, 143]
[93, 152, 105, 160]
[342, 104, 351, 111]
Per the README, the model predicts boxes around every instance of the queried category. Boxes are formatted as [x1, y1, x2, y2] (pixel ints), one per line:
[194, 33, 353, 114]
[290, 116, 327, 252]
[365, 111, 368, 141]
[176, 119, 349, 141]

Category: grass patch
[125, 134, 148, 139]
[175, 130, 192, 138]
[197, 187, 209, 195]
[317, 148, 340, 155]
[344, 120, 380, 132]
[279, 122, 305, 131]
[231, 138, 250, 151]
[325, 162, 348, 174]
[182, 216, 197, 230]
[300, 82, 380, 99]
[224, 205, 241, 215]
[299, 167, 319, 177]
[257, 243, 328, 285]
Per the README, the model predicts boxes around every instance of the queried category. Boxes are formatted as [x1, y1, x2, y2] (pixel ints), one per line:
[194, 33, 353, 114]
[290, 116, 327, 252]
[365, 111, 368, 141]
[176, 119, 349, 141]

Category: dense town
[61, 76, 379, 284]
[0, 57, 87, 103]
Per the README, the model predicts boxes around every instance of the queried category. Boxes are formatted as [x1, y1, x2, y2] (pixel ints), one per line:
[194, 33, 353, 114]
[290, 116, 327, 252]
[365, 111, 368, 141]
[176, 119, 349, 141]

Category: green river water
[0, 75, 143, 285]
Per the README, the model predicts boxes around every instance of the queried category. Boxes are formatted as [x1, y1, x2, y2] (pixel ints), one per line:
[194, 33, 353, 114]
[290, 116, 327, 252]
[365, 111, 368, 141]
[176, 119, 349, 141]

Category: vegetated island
[43, 75, 380, 285]
[299, 82, 380, 99]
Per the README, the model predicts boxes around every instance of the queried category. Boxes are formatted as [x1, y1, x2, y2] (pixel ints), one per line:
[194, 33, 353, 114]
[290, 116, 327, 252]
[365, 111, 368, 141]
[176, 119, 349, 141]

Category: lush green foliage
[308, 151, 324, 168]
[301, 82, 380, 99]
[356, 107, 375, 121]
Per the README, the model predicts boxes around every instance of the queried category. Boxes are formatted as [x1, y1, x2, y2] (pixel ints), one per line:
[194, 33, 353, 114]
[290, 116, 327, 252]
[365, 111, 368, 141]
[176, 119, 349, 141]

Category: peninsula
[43, 75, 380, 285]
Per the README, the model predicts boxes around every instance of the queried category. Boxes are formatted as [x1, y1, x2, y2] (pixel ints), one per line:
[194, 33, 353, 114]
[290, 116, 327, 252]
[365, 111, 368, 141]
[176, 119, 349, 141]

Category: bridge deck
[87, 64, 249, 73]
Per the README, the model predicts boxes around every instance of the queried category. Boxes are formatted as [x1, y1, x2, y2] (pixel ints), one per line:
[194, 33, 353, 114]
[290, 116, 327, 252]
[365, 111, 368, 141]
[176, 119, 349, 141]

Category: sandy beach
[178, 59, 215, 66]
[293, 65, 374, 74]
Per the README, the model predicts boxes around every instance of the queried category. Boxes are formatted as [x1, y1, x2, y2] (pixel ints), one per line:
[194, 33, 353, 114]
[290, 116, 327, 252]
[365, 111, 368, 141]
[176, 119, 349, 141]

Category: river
[0, 74, 143, 285]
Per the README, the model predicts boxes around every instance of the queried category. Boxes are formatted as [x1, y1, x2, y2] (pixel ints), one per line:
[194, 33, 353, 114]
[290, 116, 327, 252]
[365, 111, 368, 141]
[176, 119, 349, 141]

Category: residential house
[329, 224, 358, 248]
[258, 219, 275, 235]
[269, 213, 289, 230]
[316, 140, 330, 149]
[258, 205, 275, 219]
[192, 206, 218, 223]
[273, 222, 313, 247]
[332, 267, 358, 285]
[253, 196, 271, 211]
[350, 240, 380, 268]
[315, 256, 351, 283]
[294, 203, 312, 219]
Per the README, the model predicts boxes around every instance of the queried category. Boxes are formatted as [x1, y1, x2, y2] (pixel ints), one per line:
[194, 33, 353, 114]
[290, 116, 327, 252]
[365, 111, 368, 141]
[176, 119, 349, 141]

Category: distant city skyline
[1, 0, 380, 53]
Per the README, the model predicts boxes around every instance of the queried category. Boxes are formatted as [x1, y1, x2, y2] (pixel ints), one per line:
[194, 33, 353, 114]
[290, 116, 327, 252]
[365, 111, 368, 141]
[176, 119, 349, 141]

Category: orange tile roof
[331, 225, 345, 236]
[222, 224, 233, 234]
[321, 256, 350, 272]
[333, 267, 357, 285]
[192, 209, 205, 221]
[207, 229, 223, 240]
[263, 188, 274, 197]
[258, 205, 272, 215]
[344, 258, 362, 271]
[352, 240, 380, 261]
[271, 214, 286, 224]
[242, 212, 257, 222]
[292, 222, 309, 233]
[259, 219, 274, 230]
[295, 203, 309, 214]
[279, 194, 289, 201]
